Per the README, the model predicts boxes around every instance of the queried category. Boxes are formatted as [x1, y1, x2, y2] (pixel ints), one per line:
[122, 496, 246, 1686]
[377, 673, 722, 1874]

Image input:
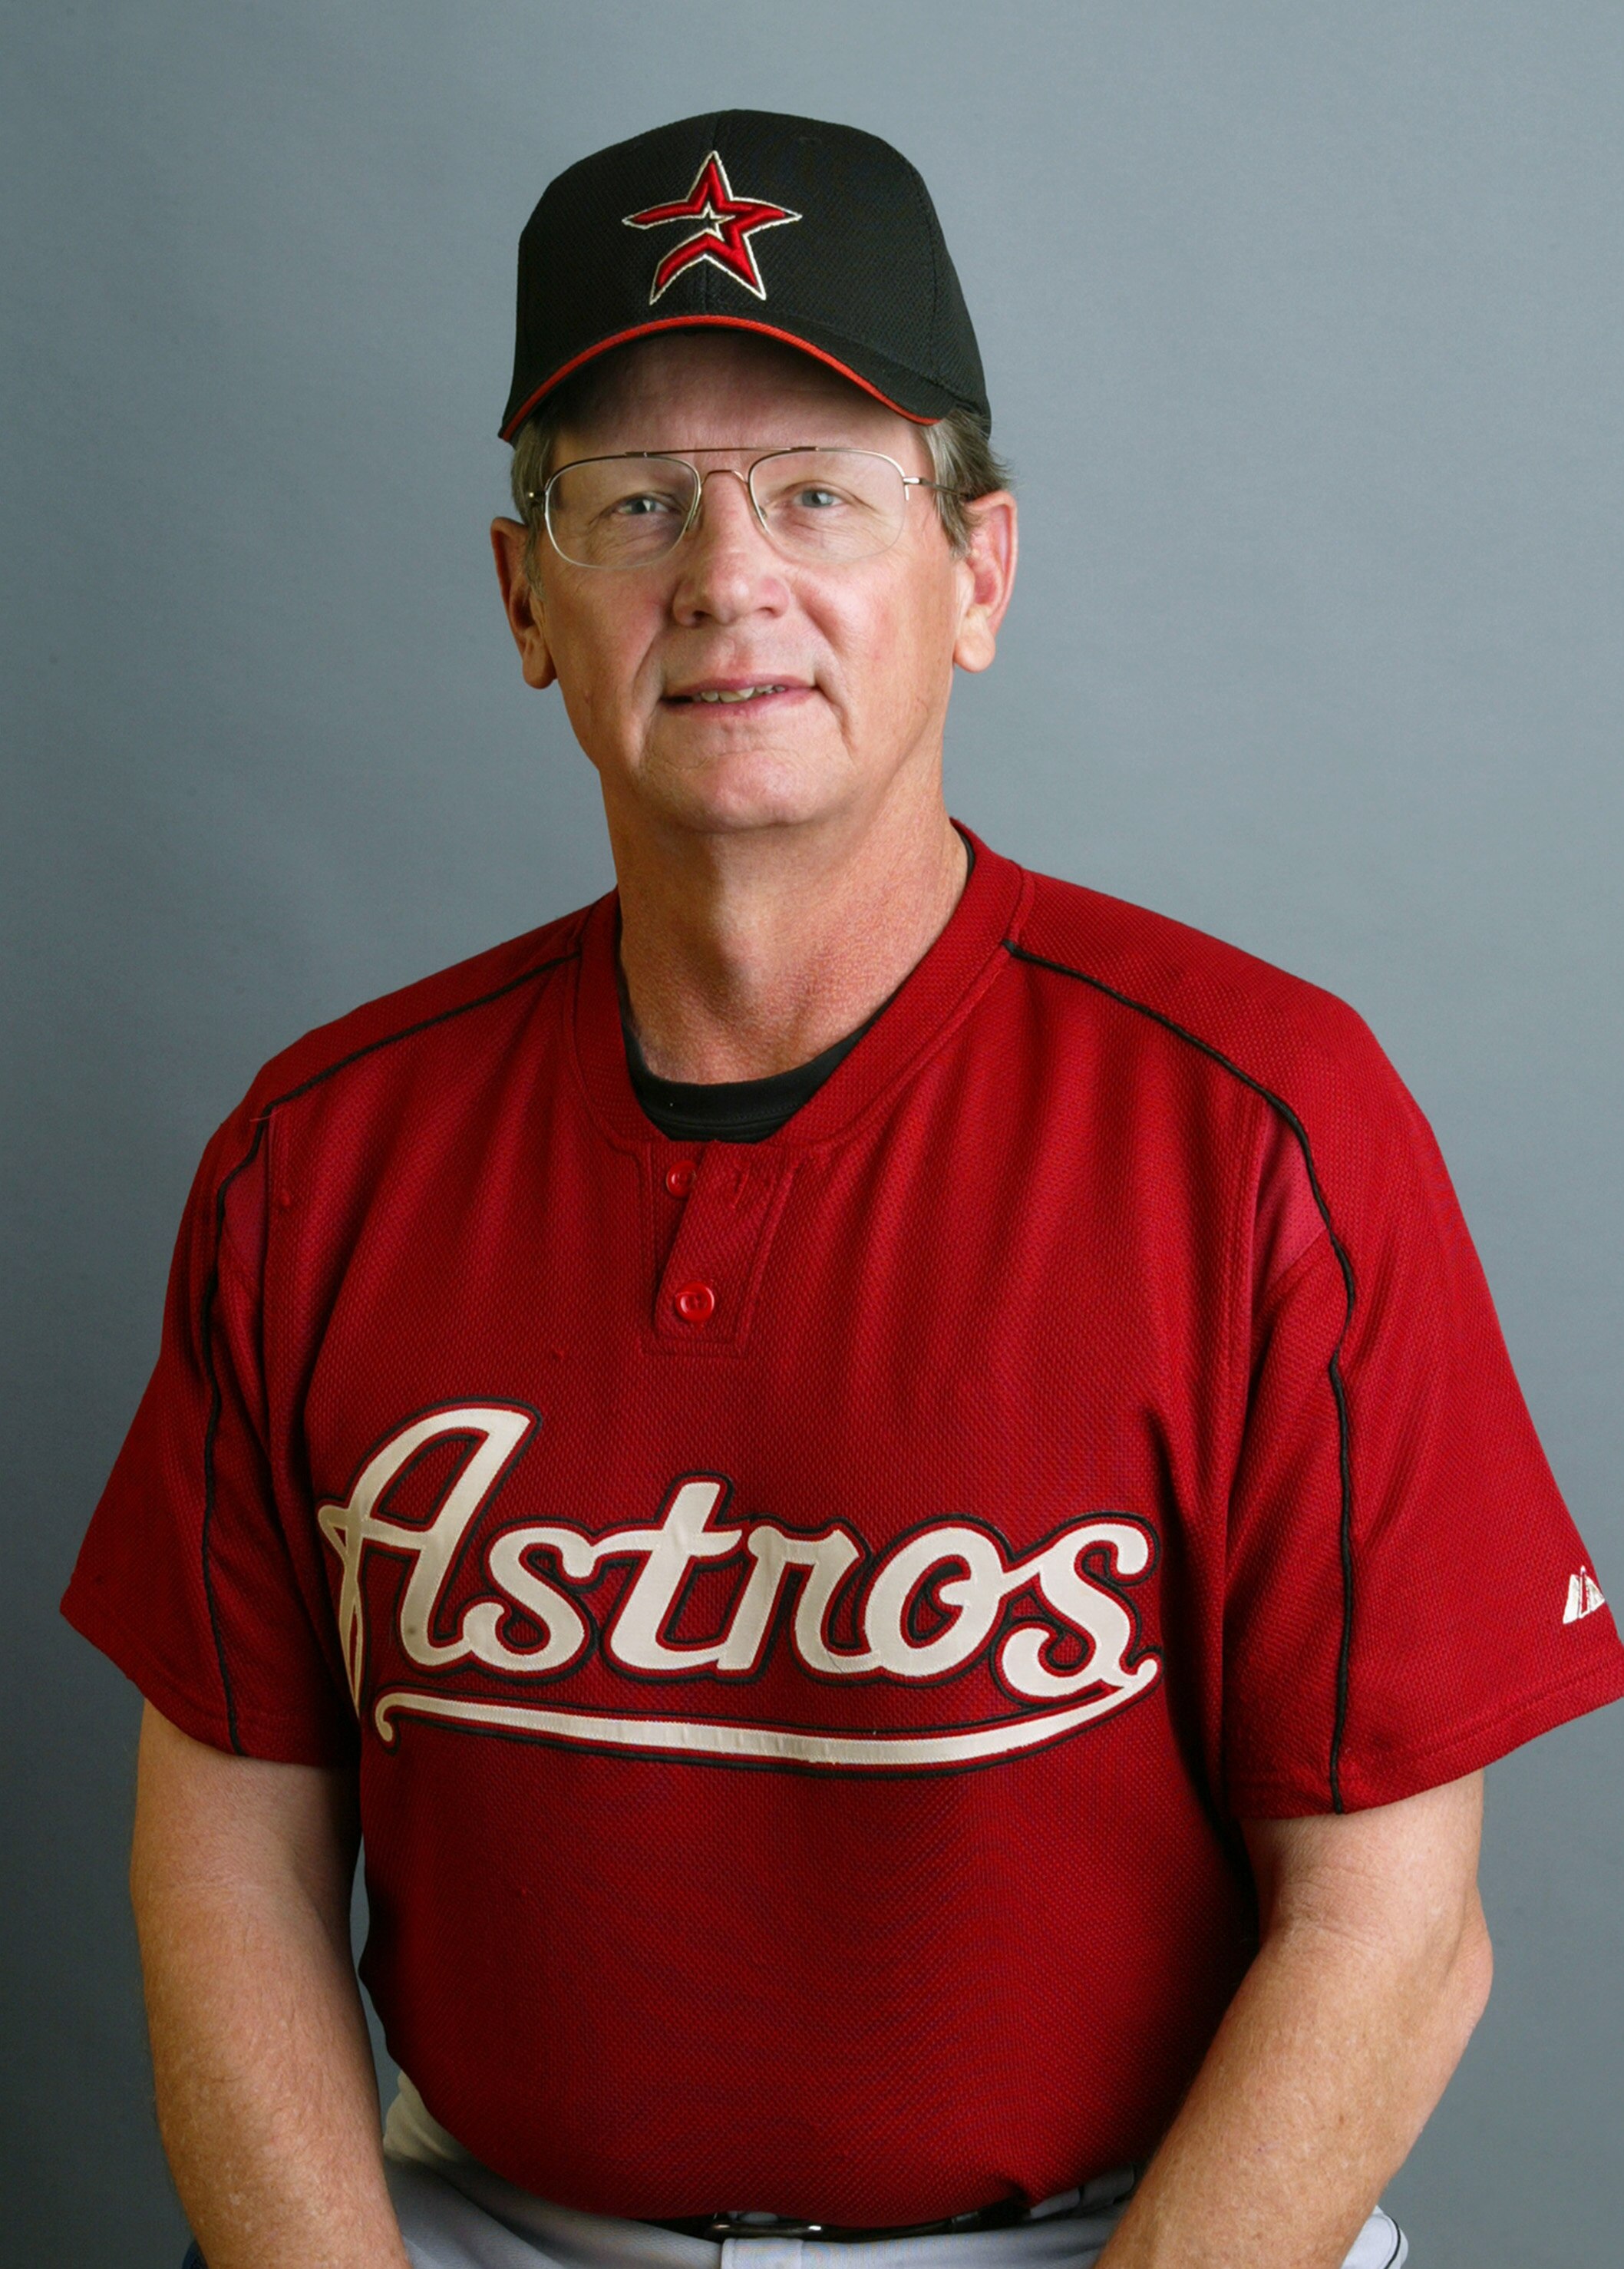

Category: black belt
[647, 2172, 1137, 2246]
[648, 2198, 1035, 2244]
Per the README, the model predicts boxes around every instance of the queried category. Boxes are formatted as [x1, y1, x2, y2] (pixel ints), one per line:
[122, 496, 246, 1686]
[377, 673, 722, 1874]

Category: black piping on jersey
[197, 948, 580, 1754]
[1003, 940, 1359, 1814]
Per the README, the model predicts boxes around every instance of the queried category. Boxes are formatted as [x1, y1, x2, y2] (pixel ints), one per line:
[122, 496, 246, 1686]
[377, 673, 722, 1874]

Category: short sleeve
[1220, 1069, 1624, 1817]
[61, 1105, 356, 1764]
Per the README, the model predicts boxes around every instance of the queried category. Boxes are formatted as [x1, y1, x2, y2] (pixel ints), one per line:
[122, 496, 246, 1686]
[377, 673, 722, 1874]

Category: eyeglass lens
[544, 451, 909, 569]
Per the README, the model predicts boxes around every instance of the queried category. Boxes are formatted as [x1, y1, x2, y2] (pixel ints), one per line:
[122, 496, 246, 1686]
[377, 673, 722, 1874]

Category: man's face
[492, 332, 1013, 846]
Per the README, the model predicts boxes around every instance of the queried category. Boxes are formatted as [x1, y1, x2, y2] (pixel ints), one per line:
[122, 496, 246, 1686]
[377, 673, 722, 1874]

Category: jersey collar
[569, 821, 1032, 1151]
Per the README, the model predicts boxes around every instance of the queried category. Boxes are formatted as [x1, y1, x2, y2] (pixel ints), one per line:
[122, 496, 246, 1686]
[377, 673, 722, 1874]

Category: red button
[674, 1280, 716, 1323]
[665, 1162, 696, 1197]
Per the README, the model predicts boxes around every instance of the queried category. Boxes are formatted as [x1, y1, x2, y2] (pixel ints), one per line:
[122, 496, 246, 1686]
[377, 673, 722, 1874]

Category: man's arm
[130, 1702, 411, 2269]
[1097, 1770, 1491, 2269]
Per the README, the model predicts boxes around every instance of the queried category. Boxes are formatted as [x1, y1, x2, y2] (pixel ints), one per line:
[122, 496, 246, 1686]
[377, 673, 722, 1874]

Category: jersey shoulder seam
[1001, 934, 1351, 1226]
[1007, 866, 1375, 1048]
[214, 936, 585, 1283]
[246, 923, 588, 1131]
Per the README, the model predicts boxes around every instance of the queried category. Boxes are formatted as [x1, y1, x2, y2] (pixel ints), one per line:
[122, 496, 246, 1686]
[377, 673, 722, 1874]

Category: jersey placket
[651, 1144, 797, 1349]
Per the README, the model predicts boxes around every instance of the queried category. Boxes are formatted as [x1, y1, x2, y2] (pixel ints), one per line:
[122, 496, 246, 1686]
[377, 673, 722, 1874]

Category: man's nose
[670, 468, 787, 621]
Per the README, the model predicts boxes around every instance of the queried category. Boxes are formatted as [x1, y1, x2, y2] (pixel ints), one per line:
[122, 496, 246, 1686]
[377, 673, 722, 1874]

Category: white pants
[381, 2078, 1408, 2269]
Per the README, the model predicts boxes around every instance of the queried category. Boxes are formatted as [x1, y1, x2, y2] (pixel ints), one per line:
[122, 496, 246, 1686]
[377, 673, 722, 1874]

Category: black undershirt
[622, 1007, 882, 1143]
[620, 838, 974, 1144]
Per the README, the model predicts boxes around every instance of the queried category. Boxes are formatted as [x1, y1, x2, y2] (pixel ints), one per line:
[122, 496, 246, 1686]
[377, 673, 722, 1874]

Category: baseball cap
[500, 111, 990, 441]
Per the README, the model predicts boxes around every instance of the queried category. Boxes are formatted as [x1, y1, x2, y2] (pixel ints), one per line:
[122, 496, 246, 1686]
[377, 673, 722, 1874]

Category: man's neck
[608, 791, 970, 1085]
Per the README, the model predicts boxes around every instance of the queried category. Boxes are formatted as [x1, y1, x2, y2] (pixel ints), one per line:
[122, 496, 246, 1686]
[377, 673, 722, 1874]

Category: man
[64, 111, 1623, 2269]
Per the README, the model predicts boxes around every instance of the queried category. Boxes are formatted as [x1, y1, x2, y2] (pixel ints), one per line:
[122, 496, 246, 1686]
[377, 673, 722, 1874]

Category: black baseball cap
[500, 111, 990, 441]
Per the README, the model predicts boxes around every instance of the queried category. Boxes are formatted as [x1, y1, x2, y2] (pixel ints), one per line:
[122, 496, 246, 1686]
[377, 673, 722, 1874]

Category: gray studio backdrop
[5, 5, 1620, 2264]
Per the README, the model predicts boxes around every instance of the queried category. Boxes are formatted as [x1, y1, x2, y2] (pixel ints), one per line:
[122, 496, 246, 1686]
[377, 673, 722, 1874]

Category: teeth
[690, 685, 787, 703]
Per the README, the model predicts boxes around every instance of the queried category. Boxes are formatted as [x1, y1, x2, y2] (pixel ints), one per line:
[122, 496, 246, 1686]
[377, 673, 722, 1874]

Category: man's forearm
[132, 1705, 411, 2269]
[1097, 1777, 1492, 2269]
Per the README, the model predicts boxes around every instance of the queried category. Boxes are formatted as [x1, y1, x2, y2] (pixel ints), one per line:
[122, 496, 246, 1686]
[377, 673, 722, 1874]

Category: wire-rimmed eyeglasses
[530, 447, 960, 570]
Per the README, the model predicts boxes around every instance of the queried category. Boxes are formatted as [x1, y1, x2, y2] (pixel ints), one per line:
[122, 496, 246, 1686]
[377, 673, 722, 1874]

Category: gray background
[4, 4, 1620, 2264]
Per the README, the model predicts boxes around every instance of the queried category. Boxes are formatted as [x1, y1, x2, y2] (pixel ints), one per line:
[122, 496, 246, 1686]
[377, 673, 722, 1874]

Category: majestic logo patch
[1564, 1567, 1607, 1623]
[623, 152, 801, 304]
[319, 1406, 1161, 1773]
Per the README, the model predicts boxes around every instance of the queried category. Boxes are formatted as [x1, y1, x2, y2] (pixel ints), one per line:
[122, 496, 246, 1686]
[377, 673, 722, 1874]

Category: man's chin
[631, 735, 855, 836]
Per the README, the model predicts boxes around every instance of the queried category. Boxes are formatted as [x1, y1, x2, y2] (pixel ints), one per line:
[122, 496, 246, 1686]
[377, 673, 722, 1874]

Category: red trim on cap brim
[500, 315, 939, 441]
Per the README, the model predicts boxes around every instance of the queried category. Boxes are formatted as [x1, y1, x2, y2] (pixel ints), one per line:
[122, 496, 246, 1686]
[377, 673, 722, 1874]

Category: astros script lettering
[318, 1406, 1161, 1771]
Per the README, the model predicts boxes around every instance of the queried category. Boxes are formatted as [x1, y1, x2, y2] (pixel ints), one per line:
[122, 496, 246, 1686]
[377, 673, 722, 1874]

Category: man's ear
[951, 492, 1018, 675]
[490, 517, 558, 690]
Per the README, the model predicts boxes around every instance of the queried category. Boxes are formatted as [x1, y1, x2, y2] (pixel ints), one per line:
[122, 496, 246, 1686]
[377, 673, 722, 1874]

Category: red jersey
[63, 828, 1624, 2224]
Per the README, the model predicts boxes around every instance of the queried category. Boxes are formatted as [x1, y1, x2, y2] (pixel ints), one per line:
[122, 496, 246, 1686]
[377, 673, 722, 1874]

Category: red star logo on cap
[623, 152, 801, 305]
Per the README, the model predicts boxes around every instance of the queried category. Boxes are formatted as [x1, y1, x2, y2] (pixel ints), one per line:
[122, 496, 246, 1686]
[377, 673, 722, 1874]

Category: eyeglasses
[532, 447, 959, 571]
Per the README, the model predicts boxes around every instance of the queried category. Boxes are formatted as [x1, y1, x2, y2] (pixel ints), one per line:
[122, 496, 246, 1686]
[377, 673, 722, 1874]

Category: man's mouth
[667, 683, 797, 705]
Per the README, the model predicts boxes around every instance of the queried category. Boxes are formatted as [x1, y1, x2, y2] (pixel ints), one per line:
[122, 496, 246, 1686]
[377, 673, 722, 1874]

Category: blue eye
[610, 492, 682, 518]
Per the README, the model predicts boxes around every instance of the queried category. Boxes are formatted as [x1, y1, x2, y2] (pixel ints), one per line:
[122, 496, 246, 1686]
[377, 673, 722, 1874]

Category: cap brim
[499, 314, 953, 441]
